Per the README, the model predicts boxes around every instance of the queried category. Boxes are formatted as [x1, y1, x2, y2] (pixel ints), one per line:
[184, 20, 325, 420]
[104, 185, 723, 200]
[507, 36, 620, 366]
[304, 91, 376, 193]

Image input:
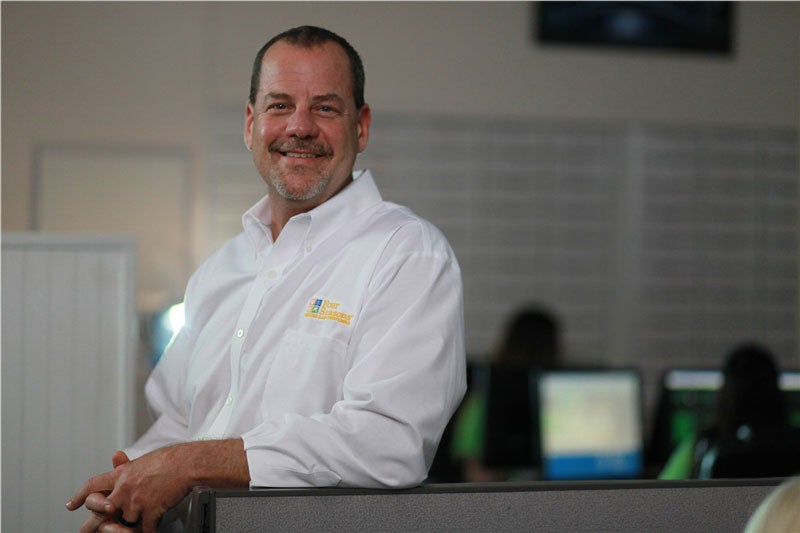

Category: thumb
[112, 450, 131, 468]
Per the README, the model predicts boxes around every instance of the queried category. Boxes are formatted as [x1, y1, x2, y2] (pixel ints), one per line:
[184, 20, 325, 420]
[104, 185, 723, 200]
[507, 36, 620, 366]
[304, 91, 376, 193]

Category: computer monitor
[538, 369, 644, 480]
[780, 371, 800, 427]
[649, 368, 800, 466]
[663, 369, 721, 450]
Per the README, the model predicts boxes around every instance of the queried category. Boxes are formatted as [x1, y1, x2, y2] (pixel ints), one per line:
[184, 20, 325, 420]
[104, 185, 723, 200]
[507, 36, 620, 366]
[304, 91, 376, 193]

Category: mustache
[268, 140, 333, 157]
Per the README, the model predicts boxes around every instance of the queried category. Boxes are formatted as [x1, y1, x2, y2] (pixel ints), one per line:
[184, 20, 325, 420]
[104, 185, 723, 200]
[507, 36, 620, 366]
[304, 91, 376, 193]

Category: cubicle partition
[2, 233, 137, 532]
[186, 479, 780, 532]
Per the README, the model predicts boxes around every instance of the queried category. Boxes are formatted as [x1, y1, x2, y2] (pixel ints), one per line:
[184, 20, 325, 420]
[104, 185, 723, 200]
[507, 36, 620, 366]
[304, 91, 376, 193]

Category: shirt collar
[241, 169, 382, 255]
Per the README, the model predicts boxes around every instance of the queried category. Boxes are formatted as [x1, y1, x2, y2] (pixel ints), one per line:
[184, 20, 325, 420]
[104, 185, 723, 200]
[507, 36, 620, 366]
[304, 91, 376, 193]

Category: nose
[286, 108, 319, 139]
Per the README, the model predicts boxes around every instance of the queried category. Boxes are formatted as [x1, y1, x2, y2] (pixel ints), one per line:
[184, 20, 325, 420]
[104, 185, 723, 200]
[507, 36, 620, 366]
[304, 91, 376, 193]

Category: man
[67, 25, 466, 532]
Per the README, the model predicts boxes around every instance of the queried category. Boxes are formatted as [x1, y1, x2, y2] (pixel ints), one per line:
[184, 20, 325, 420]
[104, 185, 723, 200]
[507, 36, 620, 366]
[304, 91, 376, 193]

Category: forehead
[258, 41, 353, 99]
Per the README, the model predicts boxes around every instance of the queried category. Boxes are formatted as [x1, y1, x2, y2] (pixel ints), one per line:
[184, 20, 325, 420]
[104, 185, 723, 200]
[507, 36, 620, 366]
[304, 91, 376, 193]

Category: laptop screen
[539, 370, 643, 480]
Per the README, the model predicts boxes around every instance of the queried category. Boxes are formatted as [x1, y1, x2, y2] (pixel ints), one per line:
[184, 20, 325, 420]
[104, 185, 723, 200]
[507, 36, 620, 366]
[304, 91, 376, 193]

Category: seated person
[660, 343, 800, 479]
[450, 306, 561, 482]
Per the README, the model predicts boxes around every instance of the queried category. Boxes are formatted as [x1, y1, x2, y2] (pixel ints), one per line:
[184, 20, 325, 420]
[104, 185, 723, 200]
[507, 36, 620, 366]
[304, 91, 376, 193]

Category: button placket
[207, 216, 308, 440]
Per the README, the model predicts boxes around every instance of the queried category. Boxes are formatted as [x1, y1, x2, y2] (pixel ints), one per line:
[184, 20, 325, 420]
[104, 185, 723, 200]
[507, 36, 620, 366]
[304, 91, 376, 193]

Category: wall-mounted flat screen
[537, 2, 734, 54]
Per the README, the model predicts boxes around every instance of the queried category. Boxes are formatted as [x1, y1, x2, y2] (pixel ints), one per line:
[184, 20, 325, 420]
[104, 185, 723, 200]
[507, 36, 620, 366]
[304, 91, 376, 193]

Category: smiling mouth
[270, 141, 332, 160]
[283, 151, 322, 159]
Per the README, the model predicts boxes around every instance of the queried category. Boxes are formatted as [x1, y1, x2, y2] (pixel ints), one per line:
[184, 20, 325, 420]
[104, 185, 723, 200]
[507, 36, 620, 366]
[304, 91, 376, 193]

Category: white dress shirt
[127, 170, 466, 488]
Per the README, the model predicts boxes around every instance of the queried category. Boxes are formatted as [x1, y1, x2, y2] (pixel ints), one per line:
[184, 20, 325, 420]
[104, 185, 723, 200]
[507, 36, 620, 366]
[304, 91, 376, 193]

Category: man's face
[245, 40, 371, 210]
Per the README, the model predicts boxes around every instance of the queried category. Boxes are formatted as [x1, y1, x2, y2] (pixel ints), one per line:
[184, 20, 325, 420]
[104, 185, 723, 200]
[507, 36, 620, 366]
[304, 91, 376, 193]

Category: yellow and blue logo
[304, 298, 354, 326]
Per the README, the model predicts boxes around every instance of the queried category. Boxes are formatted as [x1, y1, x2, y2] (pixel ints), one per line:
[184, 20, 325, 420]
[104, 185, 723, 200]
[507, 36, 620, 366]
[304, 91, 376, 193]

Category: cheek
[254, 119, 280, 145]
[256, 123, 270, 144]
[327, 125, 361, 155]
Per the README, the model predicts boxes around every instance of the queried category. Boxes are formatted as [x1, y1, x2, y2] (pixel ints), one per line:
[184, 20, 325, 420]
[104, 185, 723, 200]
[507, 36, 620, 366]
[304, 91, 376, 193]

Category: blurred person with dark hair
[450, 306, 561, 482]
[661, 342, 800, 479]
[492, 307, 560, 368]
[693, 342, 800, 478]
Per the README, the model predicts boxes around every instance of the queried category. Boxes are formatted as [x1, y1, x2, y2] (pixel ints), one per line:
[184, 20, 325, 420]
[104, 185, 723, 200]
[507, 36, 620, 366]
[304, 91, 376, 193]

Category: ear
[244, 101, 254, 151]
[356, 104, 371, 154]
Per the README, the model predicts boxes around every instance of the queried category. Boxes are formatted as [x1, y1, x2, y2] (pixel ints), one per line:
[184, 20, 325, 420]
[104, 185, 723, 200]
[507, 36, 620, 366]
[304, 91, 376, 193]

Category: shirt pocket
[261, 328, 348, 419]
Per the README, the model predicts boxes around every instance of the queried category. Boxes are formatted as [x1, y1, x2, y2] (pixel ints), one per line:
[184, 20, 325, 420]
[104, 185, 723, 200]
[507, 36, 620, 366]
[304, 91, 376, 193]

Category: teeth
[285, 152, 318, 158]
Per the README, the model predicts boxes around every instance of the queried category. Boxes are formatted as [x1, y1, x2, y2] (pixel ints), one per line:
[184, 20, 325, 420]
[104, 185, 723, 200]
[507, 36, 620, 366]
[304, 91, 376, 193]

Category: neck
[267, 175, 354, 240]
[267, 199, 303, 241]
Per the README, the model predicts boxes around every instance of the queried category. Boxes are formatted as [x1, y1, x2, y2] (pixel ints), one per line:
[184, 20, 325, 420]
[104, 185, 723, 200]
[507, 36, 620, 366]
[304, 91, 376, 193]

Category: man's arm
[67, 439, 249, 533]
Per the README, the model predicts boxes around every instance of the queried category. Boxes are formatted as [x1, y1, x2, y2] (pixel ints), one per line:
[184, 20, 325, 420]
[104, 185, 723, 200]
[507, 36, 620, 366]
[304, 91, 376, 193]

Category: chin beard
[269, 168, 331, 202]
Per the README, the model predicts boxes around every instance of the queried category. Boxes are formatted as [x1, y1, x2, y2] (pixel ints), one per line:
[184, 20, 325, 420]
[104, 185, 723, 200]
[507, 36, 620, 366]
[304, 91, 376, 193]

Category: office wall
[4, 2, 798, 237]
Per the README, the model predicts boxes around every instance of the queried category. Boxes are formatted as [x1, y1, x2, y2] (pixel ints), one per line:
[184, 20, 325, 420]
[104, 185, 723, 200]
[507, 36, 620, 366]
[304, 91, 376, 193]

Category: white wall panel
[2, 234, 137, 532]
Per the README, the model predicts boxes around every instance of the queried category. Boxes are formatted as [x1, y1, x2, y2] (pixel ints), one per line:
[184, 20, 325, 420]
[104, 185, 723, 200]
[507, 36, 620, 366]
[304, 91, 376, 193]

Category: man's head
[244, 26, 371, 215]
[249, 26, 366, 111]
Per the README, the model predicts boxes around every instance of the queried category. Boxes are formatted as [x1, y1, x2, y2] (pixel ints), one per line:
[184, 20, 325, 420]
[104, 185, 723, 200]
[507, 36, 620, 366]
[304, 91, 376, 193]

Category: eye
[315, 104, 340, 117]
[266, 102, 291, 114]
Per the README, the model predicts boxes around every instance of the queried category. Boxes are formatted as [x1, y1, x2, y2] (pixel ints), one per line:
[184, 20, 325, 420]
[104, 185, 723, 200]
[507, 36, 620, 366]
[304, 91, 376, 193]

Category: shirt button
[226, 396, 234, 406]
[236, 329, 244, 338]
[305, 243, 313, 253]
[267, 270, 277, 279]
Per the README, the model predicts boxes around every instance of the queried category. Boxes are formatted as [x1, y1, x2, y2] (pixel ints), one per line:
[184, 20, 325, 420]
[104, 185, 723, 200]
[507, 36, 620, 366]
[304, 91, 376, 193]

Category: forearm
[170, 438, 251, 488]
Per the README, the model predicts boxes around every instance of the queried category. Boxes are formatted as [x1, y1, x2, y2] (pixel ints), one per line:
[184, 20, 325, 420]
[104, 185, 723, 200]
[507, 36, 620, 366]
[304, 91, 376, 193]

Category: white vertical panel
[101, 249, 137, 445]
[71, 251, 104, 504]
[1, 234, 136, 533]
[1, 249, 25, 528]
[20, 249, 49, 532]
[46, 250, 76, 527]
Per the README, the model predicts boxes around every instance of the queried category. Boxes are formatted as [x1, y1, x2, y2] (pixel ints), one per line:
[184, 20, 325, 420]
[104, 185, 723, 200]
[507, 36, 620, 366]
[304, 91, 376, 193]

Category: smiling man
[67, 26, 466, 533]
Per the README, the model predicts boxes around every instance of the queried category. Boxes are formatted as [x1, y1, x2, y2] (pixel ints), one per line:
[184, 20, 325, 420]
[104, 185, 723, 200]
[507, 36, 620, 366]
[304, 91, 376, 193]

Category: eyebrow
[263, 92, 345, 105]
[311, 94, 345, 106]
[264, 92, 291, 101]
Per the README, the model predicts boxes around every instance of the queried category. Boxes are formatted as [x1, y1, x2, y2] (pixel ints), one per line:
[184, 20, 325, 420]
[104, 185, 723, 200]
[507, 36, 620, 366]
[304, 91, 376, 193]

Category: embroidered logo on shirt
[304, 298, 354, 326]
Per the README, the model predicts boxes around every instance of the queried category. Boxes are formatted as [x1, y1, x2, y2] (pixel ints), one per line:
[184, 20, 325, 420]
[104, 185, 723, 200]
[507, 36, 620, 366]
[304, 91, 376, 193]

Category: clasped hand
[66, 447, 190, 533]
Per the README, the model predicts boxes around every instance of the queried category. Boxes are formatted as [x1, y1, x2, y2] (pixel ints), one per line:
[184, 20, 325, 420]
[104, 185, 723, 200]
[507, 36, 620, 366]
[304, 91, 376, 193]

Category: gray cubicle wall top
[187, 479, 782, 533]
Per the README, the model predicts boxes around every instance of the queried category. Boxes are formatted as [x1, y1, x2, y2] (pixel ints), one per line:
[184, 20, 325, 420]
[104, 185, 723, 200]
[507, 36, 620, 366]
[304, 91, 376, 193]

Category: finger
[106, 483, 140, 523]
[79, 510, 114, 533]
[67, 472, 115, 511]
[140, 508, 165, 533]
[112, 450, 131, 469]
[118, 511, 141, 530]
[85, 491, 116, 516]
[98, 520, 139, 533]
